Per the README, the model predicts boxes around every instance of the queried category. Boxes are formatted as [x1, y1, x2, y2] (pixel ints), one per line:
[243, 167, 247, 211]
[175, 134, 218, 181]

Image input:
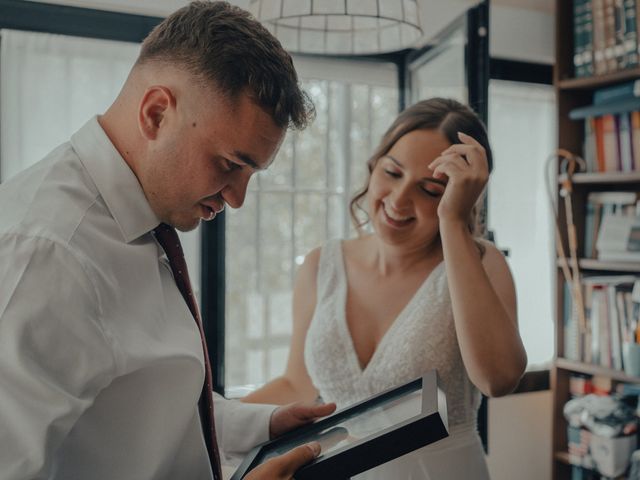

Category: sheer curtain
[224, 57, 399, 393]
[488, 80, 557, 367]
[0, 29, 201, 293]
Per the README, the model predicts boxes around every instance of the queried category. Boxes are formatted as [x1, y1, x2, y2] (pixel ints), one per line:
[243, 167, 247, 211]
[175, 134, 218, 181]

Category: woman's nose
[389, 182, 412, 209]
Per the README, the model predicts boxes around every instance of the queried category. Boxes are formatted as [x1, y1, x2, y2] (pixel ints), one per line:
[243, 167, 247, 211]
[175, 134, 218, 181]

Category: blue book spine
[593, 79, 640, 104]
[618, 112, 634, 171]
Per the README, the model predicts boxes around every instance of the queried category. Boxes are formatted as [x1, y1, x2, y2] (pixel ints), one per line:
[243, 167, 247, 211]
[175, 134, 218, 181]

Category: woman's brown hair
[350, 98, 493, 238]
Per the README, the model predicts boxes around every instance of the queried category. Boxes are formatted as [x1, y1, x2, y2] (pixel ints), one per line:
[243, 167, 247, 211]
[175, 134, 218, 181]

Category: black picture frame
[231, 370, 448, 480]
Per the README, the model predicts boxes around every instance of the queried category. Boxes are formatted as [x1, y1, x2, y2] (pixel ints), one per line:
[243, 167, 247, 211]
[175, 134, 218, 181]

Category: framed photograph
[231, 369, 448, 480]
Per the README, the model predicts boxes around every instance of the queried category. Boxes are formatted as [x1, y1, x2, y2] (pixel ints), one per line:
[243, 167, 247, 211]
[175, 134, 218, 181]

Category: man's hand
[269, 402, 336, 439]
[244, 442, 321, 480]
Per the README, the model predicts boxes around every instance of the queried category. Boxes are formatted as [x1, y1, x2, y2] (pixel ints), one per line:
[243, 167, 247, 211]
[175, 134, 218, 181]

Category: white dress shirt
[0, 117, 275, 480]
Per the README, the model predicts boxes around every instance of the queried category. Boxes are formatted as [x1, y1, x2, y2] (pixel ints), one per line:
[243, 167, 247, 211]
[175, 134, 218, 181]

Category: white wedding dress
[304, 239, 491, 480]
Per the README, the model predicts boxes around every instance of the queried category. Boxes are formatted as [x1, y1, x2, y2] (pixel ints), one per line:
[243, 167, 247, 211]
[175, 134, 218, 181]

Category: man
[0, 2, 334, 479]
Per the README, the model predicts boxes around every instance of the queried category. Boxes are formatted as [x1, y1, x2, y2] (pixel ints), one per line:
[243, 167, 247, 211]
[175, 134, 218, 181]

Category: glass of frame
[231, 370, 448, 480]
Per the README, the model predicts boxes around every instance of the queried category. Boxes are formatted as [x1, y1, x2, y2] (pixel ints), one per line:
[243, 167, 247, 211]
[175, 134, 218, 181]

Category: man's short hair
[137, 1, 314, 130]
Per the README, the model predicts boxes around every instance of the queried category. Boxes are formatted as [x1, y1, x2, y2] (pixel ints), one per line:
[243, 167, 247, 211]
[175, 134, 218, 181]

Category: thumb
[274, 442, 321, 477]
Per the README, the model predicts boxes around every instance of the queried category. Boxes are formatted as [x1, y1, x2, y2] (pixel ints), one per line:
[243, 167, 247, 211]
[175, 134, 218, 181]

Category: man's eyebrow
[384, 154, 447, 186]
[233, 151, 262, 171]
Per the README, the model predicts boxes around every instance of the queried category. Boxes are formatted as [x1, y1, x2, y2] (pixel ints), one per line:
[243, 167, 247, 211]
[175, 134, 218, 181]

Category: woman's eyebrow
[385, 154, 447, 186]
[385, 154, 403, 168]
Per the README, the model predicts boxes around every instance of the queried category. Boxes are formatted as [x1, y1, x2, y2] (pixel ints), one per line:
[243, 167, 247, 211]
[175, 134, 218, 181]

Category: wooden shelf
[580, 258, 640, 272]
[558, 67, 640, 90]
[558, 171, 640, 184]
[554, 451, 572, 465]
[557, 258, 640, 272]
[552, 3, 640, 478]
[555, 358, 640, 383]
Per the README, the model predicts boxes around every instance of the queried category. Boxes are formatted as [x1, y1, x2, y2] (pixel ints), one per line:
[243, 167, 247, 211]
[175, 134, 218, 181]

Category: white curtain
[0, 29, 139, 181]
[488, 80, 557, 367]
[0, 29, 201, 293]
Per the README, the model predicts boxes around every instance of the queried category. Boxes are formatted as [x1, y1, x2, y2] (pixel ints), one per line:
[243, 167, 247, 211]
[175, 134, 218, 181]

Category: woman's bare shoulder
[341, 235, 372, 262]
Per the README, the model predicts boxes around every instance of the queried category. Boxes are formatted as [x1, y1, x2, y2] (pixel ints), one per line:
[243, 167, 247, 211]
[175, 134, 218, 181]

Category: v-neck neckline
[335, 240, 444, 376]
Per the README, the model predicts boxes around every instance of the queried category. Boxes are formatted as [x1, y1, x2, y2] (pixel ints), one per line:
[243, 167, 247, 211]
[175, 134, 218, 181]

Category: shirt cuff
[213, 393, 277, 455]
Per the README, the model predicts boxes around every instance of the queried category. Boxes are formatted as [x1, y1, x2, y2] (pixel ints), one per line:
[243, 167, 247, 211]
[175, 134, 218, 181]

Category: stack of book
[583, 191, 639, 259]
[564, 277, 639, 369]
[573, 80, 640, 172]
[573, 0, 638, 78]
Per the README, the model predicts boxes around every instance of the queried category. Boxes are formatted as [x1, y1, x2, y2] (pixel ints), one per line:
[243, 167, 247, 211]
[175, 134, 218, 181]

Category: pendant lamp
[248, 0, 423, 54]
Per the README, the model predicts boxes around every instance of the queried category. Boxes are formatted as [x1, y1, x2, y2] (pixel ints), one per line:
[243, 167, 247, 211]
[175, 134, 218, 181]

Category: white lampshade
[248, 0, 423, 55]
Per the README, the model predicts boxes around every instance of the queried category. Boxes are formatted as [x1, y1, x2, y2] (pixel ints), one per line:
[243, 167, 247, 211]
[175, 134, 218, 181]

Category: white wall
[487, 391, 553, 480]
[485, 7, 555, 477]
[490, 5, 555, 63]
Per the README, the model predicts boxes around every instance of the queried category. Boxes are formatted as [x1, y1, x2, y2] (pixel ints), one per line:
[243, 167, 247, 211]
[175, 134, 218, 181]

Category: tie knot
[153, 223, 182, 258]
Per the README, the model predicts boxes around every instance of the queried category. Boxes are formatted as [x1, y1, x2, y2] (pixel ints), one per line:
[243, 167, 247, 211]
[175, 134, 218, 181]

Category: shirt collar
[71, 116, 160, 243]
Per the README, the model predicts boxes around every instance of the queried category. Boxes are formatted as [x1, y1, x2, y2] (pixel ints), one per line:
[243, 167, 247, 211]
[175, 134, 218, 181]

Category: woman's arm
[431, 132, 527, 397]
[441, 225, 527, 397]
[242, 248, 321, 405]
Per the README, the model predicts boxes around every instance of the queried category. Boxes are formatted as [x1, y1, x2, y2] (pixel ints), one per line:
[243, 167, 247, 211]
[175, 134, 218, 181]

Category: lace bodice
[304, 239, 480, 428]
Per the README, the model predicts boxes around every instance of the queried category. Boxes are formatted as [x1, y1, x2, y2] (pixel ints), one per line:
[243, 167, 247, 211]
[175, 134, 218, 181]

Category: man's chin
[169, 216, 202, 233]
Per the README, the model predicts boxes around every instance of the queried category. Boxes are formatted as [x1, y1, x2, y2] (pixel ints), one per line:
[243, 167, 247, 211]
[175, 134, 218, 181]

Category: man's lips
[200, 200, 225, 214]
[199, 201, 224, 221]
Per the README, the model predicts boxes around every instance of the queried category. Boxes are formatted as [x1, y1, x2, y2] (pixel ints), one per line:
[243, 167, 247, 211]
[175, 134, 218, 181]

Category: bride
[242, 98, 527, 479]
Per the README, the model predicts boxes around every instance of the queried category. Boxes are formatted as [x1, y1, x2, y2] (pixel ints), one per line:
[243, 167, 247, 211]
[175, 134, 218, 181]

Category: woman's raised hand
[428, 131, 489, 225]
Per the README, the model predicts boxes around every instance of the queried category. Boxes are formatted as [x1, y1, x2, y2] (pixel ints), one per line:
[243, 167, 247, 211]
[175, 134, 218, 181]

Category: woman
[243, 98, 527, 479]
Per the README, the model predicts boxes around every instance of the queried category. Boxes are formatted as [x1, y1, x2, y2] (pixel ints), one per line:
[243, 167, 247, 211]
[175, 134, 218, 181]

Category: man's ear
[138, 85, 176, 141]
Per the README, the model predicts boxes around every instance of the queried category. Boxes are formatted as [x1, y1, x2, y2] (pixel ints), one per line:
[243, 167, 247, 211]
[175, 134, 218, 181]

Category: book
[596, 213, 640, 261]
[580, 277, 638, 369]
[617, 112, 634, 171]
[593, 0, 608, 75]
[570, 80, 640, 120]
[594, 116, 606, 171]
[614, 0, 627, 70]
[604, 0, 618, 72]
[585, 191, 637, 259]
[633, 111, 640, 171]
[592, 79, 640, 104]
[623, 0, 638, 68]
[601, 113, 620, 171]
[584, 116, 597, 172]
[575, 0, 587, 77]
[584, 0, 596, 76]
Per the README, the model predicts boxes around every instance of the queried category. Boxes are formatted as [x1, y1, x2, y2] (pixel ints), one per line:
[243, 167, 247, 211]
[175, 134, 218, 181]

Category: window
[487, 79, 556, 367]
[224, 57, 399, 394]
[409, 26, 467, 104]
[0, 29, 203, 291]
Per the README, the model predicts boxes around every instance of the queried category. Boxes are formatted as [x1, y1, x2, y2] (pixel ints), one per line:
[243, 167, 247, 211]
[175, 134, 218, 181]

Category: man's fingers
[310, 402, 337, 417]
[245, 443, 321, 480]
[273, 443, 321, 476]
[291, 401, 336, 421]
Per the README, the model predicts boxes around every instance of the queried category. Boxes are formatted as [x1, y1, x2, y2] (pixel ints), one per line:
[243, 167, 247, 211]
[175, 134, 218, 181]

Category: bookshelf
[552, 1, 640, 479]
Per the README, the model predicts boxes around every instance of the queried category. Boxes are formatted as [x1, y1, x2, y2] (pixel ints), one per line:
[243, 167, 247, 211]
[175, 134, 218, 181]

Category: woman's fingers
[440, 133, 488, 173]
[429, 153, 468, 172]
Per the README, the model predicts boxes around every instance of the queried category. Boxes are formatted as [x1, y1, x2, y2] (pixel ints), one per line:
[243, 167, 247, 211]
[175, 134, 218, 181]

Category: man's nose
[223, 174, 250, 209]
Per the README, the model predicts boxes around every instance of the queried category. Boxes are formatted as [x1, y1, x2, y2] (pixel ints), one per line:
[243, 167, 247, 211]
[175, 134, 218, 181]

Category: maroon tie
[153, 223, 222, 480]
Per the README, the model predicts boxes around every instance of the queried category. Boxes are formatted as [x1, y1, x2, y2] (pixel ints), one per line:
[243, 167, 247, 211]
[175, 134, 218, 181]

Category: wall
[490, 5, 555, 63]
[486, 6, 555, 479]
[487, 391, 553, 480]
